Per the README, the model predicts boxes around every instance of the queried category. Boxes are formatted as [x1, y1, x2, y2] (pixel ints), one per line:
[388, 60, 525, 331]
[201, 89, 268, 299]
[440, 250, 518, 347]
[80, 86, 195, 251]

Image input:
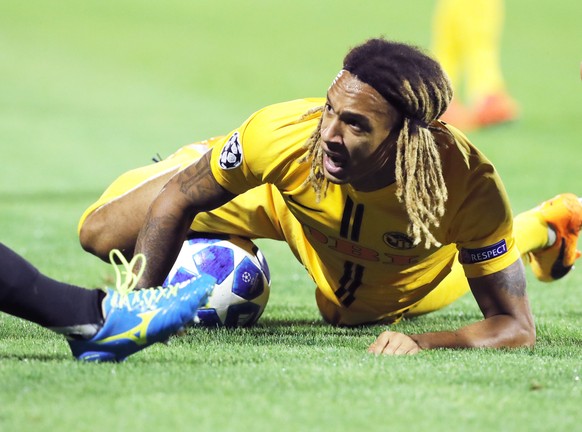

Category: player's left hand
[368, 330, 421, 355]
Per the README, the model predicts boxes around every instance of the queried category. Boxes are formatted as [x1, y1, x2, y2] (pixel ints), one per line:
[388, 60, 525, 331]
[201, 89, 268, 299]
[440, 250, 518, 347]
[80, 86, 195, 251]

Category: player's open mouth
[323, 152, 347, 177]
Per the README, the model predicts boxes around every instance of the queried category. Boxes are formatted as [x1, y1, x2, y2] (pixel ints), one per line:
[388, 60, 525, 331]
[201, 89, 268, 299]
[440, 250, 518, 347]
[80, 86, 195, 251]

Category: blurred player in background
[0, 242, 213, 361]
[432, 0, 519, 130]
[78, 38, 582, 355]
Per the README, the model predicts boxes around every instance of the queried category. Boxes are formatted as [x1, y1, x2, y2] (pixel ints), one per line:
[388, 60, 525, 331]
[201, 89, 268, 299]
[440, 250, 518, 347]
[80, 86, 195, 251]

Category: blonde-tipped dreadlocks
[302, 39, 453, 249]
[300, 107, 326, 200]
[394, 117, 448, 248]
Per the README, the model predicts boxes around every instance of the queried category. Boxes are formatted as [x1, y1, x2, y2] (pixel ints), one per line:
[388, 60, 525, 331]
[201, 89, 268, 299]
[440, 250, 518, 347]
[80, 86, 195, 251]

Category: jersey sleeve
[454, 172, 520, 278]
[209, 98, 323, 195]
[440, 127, 521, 278]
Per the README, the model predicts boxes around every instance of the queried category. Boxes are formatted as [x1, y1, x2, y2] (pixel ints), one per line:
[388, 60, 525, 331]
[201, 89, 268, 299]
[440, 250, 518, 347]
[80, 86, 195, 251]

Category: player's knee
[78, 214, 114, 260]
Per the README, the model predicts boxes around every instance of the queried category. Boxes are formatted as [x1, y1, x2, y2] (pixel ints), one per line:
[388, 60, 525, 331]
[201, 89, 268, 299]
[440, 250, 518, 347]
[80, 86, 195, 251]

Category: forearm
[134, 196, 195, 287]
[369, 259, 535, 356]
[133, 152, 236, 287]
[411, 259, 536, 351]
[410, 313, 535, 350]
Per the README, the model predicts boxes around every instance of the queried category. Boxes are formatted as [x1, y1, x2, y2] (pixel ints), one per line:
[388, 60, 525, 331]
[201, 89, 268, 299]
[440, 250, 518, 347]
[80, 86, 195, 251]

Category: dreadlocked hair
[341, 38, 453, 248]
[299, 106, 327, 201]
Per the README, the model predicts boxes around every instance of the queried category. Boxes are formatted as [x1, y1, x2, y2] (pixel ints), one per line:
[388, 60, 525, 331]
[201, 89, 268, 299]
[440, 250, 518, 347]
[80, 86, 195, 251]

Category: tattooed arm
[369, 259, 536, 354]
[134, 152, 236, 287]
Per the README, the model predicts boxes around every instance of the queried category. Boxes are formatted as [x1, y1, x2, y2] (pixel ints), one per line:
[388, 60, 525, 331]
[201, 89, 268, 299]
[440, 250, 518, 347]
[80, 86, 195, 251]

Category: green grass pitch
[1, 1, 581, 431]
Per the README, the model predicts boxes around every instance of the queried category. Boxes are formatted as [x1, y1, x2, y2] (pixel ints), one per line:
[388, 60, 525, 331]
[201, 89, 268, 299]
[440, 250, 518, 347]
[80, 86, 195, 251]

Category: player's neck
[351, 141, 396, 192]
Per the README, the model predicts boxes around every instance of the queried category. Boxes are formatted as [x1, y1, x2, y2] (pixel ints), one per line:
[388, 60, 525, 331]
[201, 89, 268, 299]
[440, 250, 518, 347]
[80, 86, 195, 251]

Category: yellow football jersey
[198, 98, 520, 324]
[80, 97, 520, 325]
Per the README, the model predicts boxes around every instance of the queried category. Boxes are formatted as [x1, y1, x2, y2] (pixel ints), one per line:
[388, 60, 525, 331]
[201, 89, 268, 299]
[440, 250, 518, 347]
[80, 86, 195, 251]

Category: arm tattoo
[178, 152, 225, 205]
[134, 152, 235, 286]
[179, 158, 211, 195]
[473, 259, 527, 297]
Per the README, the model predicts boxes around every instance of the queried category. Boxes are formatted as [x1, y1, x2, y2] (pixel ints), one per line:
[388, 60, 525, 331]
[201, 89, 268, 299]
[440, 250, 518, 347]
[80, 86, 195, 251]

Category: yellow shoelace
[109, 249, 146, 296]
[108, 249, 180, 310]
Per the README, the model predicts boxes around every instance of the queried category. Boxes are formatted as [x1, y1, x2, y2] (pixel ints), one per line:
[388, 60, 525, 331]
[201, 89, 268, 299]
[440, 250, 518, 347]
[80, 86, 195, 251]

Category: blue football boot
[68, 250, 215, 362]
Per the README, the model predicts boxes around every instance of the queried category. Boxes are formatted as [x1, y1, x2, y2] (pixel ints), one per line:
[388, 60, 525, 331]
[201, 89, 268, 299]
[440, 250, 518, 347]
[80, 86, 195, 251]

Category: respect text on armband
[460, 239, 508, 264]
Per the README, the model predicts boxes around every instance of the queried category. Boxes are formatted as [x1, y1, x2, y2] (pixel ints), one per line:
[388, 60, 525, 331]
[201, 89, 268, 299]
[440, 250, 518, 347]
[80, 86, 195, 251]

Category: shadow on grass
[0, 351, 72, 362]
[178, 313, 486, 350]
[2, 311, 579, 363]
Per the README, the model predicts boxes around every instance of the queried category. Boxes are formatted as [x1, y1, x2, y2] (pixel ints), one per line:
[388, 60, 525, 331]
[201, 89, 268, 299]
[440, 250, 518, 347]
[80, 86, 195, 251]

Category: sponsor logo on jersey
[383, 232, 415, 250]
[219, 132, 242, 170]
[460, 239, 508, 264]
[304, 225, 419, 265]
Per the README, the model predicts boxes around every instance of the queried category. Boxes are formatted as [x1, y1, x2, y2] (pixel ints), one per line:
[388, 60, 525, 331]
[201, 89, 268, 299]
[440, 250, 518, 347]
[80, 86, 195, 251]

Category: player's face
[320, 70, 402, 191]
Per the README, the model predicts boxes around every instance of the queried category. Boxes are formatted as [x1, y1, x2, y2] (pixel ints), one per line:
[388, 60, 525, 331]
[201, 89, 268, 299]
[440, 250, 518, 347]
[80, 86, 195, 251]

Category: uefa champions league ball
[163, 234, 271, 327]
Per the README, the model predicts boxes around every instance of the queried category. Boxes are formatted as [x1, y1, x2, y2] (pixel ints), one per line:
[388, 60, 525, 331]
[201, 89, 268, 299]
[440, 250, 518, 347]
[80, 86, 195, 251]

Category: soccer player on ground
[78, 38, 582, 355]
[431, 0, 519, 130]
[0, 243, 214, 361]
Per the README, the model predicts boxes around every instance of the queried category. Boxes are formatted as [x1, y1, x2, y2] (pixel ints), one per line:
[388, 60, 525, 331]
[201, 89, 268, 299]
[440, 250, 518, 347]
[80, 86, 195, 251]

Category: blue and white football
[163, 234, 271, 327]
